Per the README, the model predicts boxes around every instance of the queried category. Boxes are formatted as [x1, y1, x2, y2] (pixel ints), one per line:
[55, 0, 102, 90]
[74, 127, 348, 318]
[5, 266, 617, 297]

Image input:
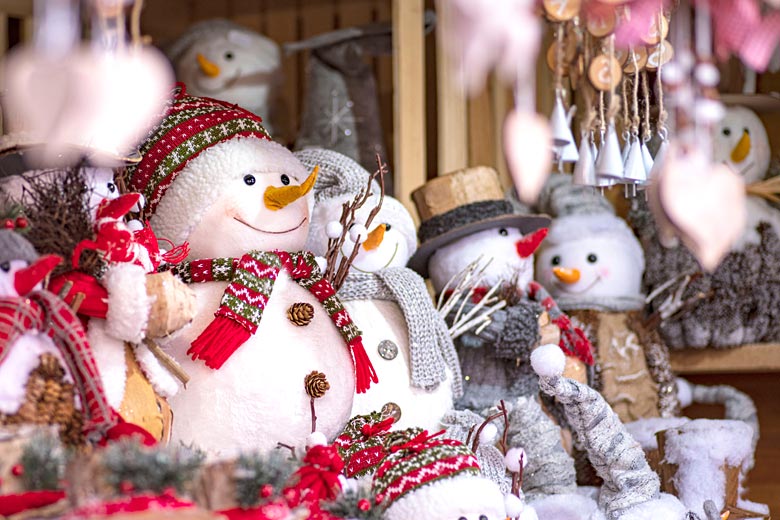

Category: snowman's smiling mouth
[554, 276, 602, 295]
[351, 242, 399, 273]
[194, 69, 242, 95]
[234, 216, 307, 234]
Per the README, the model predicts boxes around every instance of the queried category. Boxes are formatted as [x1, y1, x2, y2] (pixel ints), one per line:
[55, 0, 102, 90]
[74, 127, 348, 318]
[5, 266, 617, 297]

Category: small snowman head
[713, 106, 771, 184]
[127, 86, 315, 259]
[301, 148, 417, 273]
[407, 166, 549, 293]
[167, 20, 281, 117]
[0, 230, 60, 297]
[536, 213, 645, 306]
[372, 429, 506, 520]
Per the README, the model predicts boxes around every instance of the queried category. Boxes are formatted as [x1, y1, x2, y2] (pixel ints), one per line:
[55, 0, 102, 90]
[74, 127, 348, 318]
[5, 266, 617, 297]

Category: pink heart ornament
[657, 144, 746, 271]
[504, 109, 552, 204]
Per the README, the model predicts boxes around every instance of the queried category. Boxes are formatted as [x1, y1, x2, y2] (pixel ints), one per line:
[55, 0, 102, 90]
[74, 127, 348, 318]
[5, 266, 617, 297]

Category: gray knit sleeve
[452, 300, 542, 358]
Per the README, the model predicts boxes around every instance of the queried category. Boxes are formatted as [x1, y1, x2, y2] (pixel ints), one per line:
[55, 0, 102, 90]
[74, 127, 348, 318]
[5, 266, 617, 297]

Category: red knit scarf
[173, 250, 378, 393]
[0, 290, 119, 438]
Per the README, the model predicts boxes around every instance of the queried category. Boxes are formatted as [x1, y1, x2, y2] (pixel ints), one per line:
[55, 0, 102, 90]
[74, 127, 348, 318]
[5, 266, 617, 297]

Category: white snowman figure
[299, 148, 461, 431]
[712, 106, 780, 249]
[534, 175, 679, 422]
[407, 167, 594, 414]
[126, 87, 376, 458]
[166, 19, 282, 137]
[371, 428, 518, 520]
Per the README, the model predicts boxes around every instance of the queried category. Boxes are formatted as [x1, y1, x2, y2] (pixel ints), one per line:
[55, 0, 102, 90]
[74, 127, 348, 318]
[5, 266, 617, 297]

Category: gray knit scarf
[554, 294, 644, 313]
[338, 268, 464, 398]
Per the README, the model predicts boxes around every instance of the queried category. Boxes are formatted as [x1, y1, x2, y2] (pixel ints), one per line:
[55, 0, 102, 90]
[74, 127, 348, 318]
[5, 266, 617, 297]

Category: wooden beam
[434, 0, 466, 176]
[0, 0, 33, 18]
[670, 343, 780, 374]
[392, 0, 426, 223]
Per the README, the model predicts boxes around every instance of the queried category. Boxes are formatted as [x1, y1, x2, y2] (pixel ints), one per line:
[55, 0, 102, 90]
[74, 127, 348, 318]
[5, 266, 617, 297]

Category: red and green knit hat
[334, 411, 396, 478]
[126, 83, 270, 220]
[371, 429, 480, 507]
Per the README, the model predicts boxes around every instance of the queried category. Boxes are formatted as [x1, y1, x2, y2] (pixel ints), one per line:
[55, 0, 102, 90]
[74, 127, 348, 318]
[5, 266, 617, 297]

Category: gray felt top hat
[407, 166, 550, 278]
[0, 230, 38, 265]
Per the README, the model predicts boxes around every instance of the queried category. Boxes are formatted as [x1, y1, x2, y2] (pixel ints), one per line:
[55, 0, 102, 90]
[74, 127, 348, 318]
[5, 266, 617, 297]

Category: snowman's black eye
[551, 255, 561, 266]
[479, 516, 488, 520]
[243, 174, 256, 186]
[224, 51, 234, 60]
[384, 223, 392, 231]
[587, 253, 598, 263]
[498, 228, 508, 236]
[0, 262, 9, 272]
[107, 182, 116, 193]
[280, 174, 290, 186]
[744, 127, 750, 135]
[723, 128, 731, 136]
[458, 517, 467, 520]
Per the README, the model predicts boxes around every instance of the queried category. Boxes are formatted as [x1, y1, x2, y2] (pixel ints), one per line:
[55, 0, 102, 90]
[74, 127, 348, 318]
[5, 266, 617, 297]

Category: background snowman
[534, 175, 680, 422]
[407, 166, 591, 415]
[165, 19, 283, 137]
[299, 147, 461, 431]
[127, 86, 376, 457]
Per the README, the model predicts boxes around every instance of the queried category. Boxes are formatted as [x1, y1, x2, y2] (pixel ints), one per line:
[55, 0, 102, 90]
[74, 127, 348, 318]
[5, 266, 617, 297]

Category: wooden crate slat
[670, 343, 780, 374]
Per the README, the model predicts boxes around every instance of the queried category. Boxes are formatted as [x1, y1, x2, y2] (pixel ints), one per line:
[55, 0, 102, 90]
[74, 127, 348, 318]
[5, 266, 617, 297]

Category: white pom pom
[325, 221, 343, 239]
[676, 377, 693, 408]
[126, 219, 144, 232]
[504, 493, 524, 517]
[479, 423, 499, 445]
[132, 193, 146, 212]
[349, 224, 368, 243]
[307, 431, 327, 447]
[314, 256, 328, 273]
[519, 505, 539, 520]
[504, 447, 527, 472]
[530, 344, 566, 378]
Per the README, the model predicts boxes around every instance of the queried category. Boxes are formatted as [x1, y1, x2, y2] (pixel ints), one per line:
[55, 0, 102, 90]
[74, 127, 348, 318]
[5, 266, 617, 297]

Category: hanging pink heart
[656, 143, 746, 271]
[3, 45, 173, 164]
[504, 108, 552, 205]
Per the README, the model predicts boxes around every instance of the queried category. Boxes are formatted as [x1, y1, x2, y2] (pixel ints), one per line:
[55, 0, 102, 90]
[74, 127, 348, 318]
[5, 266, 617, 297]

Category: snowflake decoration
[318, 90, 358, 146]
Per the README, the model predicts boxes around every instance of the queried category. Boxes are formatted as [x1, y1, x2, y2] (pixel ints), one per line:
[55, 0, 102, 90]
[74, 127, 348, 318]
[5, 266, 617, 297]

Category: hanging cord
[641, 70, 652, 141]
[131, 0, 144, 46]
[631, 53, 641, 134]
[655, 11, 668, 134]
[621, 74, 630, 134]
[555, 23, 565, 94]
[606, 35, 621, 124]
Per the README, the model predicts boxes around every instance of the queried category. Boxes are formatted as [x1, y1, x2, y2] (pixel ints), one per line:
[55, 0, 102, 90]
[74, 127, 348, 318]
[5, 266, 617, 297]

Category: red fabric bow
[287, 445, 345, 504]
[360, 417, 395, 437]
[389, 429, 446, 455]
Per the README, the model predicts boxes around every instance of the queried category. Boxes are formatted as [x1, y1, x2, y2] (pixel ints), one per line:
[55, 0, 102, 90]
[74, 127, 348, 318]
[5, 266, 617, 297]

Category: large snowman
[300, 148, 461, 431]
[126, 87, 375, 457]
[534, 175, 679, 422]
[713, 105, 780, 249]
[406, 167, 594, 415]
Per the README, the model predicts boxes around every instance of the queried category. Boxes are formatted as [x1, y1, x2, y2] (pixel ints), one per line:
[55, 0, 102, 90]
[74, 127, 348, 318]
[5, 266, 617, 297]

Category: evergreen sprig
[321, 487, 384, 520]
[234, 450, 299, 508]
[20, 431, 66, 491]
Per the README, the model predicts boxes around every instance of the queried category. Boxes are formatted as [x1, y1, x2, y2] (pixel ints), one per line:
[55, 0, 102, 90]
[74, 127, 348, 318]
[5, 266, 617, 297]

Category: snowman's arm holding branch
[449, 300, 542, 357]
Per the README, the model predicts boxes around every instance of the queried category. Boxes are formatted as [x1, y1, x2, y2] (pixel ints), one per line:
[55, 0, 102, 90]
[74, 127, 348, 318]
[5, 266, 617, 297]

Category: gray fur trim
[492, 303, 543, 358]
[535, 173, 614, 218]
[507, 396, 577, 500]
[0, 230, 37, 264]
[553, 295, 644, 312]
[538, 375, 660, 519]
[338, 268, 463, 397]
[418, 200, 515, 243]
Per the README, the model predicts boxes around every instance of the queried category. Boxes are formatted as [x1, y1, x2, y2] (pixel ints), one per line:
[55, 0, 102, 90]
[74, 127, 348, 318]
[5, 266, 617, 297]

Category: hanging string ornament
[549, 24, 579, 168]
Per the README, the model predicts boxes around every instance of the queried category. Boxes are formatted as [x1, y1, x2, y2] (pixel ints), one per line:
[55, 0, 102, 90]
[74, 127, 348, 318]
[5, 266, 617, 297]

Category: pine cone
[304, 371, 330, 399]
[287, 302, 314, 326]
[38, 353, 64, 378]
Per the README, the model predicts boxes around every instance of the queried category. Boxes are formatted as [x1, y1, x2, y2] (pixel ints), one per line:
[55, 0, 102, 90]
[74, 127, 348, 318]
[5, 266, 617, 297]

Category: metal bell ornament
[641, 140, 654, 174]
[623, 137, 647, 184]
[595, 122, 624, 184]
[573, 134, 597, 186]
[550, 95, 576, 148]
[648, 138, 669, 181]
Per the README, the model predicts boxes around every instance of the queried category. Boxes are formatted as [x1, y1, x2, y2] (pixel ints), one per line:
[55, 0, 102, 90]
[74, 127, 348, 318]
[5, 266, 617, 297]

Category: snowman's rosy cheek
[599, 267, 610, 278]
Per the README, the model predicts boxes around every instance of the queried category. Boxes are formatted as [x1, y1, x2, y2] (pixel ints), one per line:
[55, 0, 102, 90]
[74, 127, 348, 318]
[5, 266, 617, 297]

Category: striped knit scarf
[172, 250, 378, 393]
[0, 290, 118, 438]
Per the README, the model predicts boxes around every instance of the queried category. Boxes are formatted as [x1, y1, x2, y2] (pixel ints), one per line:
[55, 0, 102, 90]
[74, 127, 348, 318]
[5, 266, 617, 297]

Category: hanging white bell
[573, 135, 597, 186]
[621, 131, 631, 165]
[648, 139, 669, 181]
[550, 95, 575, 148]
[595, 123, 624, 182]
[641, 141, 654, 174]
[559, 138, 580, 163]
[623, 137, 647, 184]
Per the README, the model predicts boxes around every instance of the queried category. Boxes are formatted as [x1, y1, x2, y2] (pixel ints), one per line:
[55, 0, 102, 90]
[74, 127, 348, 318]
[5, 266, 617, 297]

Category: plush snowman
[166, 19, 282, 136]
[371, 428, 515, 520]
[408, 166, 591, 414]
[126, 86, 376, 458]
[300, 148, 461, 431]
[713, 106, 780, 248]
[534, 175, 679, 422]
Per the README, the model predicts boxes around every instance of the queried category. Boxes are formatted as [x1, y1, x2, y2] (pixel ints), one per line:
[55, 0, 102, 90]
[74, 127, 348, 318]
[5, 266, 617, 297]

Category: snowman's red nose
[515, 228, 548, 258]
[13, 255, 61, 296]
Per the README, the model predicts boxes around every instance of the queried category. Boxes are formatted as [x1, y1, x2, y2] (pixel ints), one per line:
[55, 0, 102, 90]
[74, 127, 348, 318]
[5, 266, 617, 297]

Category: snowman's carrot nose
[264, 166, 318, 211]
[553, 267, 580, 284]
[197, 53, 220, 78]
[730, 130, 750, 163]
[363, 224, 386, 251]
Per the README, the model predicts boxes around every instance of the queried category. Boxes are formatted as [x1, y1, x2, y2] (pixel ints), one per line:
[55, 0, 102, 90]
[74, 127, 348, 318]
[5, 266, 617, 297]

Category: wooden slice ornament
[589, 54, 622, 91]
[546, 37, 578, 73]
[543, 0, 581, 21]
[623, 46, 648, 73]
[646, 40, 674, 70]
[586, 10, 616, 37]
[641, 14, 669, 45]
[615, 48, 628, 66]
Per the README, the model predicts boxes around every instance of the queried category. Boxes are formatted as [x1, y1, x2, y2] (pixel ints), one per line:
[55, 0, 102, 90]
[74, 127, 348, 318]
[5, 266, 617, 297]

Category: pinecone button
[287, 302, 314, 326]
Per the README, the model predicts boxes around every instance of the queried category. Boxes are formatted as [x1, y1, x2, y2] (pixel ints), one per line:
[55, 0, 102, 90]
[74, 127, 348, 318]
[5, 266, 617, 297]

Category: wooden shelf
[720, 93, 780, 112]
[670, 343, 780, 374]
